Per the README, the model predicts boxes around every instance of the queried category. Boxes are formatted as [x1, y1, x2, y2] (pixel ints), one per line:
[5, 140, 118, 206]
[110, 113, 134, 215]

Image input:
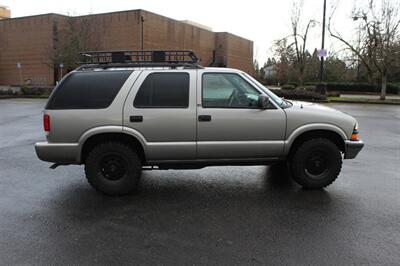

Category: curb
[329, 99, 400, 105]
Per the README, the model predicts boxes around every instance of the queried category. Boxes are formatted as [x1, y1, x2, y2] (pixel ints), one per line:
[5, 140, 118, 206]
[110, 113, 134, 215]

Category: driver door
[196, 71, 286, 160]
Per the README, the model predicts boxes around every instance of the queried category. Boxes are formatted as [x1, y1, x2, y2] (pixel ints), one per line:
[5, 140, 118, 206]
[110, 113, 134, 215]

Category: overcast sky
[1, 0, 362, 63]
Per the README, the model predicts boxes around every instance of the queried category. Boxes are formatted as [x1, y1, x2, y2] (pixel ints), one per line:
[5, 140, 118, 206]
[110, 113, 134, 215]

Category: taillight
[43, 114, 50, 132]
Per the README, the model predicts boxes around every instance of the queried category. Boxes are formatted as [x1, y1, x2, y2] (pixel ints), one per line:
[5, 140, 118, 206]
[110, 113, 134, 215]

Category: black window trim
[133, 72, 190, 109]
[201, 72, 276, 109]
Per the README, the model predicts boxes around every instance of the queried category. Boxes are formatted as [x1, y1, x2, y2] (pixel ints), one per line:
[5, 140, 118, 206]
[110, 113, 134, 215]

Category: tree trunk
[298, 71, 304, 87]
[380, 73, 387, 100]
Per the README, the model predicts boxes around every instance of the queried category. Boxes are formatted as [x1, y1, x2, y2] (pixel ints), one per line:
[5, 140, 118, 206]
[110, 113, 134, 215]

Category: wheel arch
[285, 125, 347, 157]
[78, 126, 147, 164]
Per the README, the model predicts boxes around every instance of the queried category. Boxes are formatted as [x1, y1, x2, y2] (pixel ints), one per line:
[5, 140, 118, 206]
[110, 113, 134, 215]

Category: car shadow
[48, 164, 334, 216]
[38, 165, 354, 264]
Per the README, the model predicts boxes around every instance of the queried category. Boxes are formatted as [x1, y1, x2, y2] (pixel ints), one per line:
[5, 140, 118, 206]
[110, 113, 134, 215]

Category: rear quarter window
[46, 70, 132, 109]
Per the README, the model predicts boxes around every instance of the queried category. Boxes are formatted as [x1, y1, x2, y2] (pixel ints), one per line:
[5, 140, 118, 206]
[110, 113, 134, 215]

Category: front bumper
[35, 142, 80, 164]
[344, 139, 364, 159]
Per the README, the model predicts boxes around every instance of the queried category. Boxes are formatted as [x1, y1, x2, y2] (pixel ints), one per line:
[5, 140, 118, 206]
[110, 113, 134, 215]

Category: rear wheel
[85, 141, 142, 195]
[290, 138, 342, 189]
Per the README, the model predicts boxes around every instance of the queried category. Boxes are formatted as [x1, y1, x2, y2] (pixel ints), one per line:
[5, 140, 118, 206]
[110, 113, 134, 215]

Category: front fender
[283, 123, 347, 155]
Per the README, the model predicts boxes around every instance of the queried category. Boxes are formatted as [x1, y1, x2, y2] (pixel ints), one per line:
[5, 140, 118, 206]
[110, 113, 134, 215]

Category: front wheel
[85, 141, 142, 195]
[290, 138, 342, 189]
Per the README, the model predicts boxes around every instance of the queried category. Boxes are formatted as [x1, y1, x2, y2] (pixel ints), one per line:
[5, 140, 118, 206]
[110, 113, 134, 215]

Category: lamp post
[17, 62, 23, 86]
[141, 16, 144, 50]
[319, 0, 327, 83]
[353, 15, 366, 81]
[59, 63, 64, 81]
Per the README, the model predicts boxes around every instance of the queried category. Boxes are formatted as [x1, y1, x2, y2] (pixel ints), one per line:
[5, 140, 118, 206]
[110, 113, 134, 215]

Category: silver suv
[35, 50, 364, 195]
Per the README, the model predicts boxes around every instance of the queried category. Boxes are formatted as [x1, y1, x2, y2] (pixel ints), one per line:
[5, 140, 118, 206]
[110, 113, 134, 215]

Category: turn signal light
[43, 114, 50, 132]
[351, 130, 359, 140]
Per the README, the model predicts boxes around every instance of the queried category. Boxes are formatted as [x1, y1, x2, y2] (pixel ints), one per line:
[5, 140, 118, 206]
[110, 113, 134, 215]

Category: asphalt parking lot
[0, 99, 399, 265]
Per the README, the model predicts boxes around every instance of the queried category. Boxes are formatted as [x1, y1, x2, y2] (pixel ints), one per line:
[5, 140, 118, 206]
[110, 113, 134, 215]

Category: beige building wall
[0, 14, 62, 86]
[0, 10, 253, 86]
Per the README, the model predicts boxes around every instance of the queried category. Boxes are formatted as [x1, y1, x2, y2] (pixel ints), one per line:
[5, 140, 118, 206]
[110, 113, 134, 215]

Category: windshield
[242, 73, 292, 108]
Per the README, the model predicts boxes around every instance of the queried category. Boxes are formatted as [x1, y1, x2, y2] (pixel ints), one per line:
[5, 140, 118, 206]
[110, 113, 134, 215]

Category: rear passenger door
[123, 70, 197, 161]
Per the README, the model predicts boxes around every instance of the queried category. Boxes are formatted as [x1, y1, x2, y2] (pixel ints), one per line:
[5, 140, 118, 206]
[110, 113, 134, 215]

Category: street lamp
[141, 16, 145, 50]
[353, 15, 367, 81]
[319, 0, 327, 83]
[16, 62, 23, 85]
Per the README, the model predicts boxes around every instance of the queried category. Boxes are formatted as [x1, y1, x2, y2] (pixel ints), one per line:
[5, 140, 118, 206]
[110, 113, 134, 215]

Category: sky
[1, 0, 360, 64]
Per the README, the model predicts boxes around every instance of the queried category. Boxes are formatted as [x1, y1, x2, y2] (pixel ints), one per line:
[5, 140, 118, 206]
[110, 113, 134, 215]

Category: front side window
[202, 73, 261, 108]
[134, 73, 189, 108]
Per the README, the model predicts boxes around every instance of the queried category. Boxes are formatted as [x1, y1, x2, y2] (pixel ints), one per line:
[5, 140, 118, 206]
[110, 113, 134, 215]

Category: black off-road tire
[290, 138, 342, 189]
[84, 141, 142, 195]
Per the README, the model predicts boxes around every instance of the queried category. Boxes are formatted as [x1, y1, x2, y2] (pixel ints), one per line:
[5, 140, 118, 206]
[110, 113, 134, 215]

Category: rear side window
[46, 70, 132, 109]
[134, 73, 189, 108]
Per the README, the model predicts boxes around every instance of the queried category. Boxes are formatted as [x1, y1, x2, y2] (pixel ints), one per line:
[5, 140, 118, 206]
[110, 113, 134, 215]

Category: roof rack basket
[78, 50, 201, 69]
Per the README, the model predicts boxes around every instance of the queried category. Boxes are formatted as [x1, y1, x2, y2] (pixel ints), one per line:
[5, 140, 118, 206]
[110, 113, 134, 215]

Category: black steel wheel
[290, 138, 342, 189]
[100, 154, 127, 181]
[85, 141, 142, 195]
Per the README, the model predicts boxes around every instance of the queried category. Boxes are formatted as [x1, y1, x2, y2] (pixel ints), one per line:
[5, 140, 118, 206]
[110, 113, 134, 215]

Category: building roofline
[73, 9, 142, 19]
[0, 9, 253, 43]
[216, 32, 254, 43]
[0, 12, 67, 22]
[75, 9, 218, 34]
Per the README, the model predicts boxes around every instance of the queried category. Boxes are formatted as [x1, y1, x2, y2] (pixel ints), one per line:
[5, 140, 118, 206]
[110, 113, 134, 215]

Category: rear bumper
[344, 139, 364, 159]
[35, 142, 80, 164]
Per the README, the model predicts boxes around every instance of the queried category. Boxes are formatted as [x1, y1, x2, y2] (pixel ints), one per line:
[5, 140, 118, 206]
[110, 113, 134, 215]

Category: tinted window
[47, 70, 132, 109]
[134, 73, 189, 108]
[202, 73, 261, 108]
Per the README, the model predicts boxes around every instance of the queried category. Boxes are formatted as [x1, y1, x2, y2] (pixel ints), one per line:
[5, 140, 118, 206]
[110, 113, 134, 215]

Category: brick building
[0, 9, 253, 86]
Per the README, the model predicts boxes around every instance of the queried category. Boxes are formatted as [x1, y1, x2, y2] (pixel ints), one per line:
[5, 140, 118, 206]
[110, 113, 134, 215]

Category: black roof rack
[77, 50, 203, 70]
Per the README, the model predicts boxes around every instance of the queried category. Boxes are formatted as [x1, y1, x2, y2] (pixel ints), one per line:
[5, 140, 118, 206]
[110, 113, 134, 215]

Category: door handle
[130, 115, 143, 122]
[198, 115, 211, 122]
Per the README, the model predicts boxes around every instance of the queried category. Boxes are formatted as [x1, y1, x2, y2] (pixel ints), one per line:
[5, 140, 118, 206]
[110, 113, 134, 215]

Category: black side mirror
[258, 95, 270, 109]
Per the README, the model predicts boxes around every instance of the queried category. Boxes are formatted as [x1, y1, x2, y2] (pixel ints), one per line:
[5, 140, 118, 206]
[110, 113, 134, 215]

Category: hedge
[20, 86, 53, 96]
[281, 84, 296, 90]
[304, 82, 400, 94]
[270, 89, 326, 101]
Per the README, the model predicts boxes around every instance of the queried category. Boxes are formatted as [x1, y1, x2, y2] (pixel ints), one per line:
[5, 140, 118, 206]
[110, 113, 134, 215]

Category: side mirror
[257, 95, 270, 109]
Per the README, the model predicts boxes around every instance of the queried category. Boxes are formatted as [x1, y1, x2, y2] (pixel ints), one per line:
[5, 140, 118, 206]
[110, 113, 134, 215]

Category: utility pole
[17, 62, 23, 86]
[319, 0, 327, 83]
[59, 63, 64, 81]
[353, 15, 366, 81]
[141, 16, 145, 51]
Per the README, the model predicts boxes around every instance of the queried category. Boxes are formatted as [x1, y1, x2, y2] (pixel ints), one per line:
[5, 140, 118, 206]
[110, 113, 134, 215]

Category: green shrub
[270, 89, 326, 101]
[327, 91, 341, 97]
[281, 84, 296, 90]
[305, 85, 316, 91]
[0, 89, 16, 96]
[21, 86, 52, 96]
[297, 85, 316, 92]
[305, 82, 399, 94]
[387, 83, 400, 94]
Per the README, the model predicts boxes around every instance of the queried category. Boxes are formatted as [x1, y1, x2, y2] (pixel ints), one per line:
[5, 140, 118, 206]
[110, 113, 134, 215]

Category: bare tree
[47, 14, 108, 80]
[272, 39, 293, 85]
[329, 0, 400, 100]
[284, 0, 316, 86]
